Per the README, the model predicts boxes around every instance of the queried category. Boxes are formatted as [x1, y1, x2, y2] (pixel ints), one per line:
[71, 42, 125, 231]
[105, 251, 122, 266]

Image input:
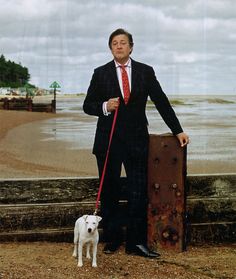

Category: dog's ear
[83, 215, 88, 221]
[96, 216, 102, 222]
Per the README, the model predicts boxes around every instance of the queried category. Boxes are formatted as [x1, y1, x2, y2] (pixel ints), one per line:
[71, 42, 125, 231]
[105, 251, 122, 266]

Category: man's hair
[108, 28, 134, 49]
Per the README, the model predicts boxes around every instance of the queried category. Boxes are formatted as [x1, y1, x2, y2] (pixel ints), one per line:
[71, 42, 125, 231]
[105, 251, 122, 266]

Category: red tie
[120, 65, 130, 105]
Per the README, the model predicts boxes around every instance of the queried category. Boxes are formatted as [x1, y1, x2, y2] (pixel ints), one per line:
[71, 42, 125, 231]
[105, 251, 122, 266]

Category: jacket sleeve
[147, 67, 183, 135]
[83, 69, 104, 117]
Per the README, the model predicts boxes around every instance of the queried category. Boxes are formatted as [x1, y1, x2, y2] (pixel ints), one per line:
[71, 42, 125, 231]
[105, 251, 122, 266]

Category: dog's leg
[72, 230, 79, 258]
[73, 242, 78, 258]
[92, 241, 98, 267]
[86, 243, 91, 259]
[78, 240, 84, 267]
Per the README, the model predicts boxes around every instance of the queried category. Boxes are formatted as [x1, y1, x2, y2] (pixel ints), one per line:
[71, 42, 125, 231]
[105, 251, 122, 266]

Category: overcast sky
[0, 0, 235, 95]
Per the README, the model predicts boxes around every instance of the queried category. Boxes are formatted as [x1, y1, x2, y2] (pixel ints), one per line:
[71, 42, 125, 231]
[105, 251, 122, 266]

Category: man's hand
[107, 97, 120, 112]
[176, 132, 190, 147]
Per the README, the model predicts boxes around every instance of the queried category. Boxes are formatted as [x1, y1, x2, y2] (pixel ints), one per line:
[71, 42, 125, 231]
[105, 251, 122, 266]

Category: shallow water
[41, 95, 236, 163]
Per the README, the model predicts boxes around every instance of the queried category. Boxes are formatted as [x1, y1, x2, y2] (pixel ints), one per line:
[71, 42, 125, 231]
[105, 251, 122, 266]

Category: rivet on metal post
[172, 157, 178, 164]
[161, 142, 168, 148]
[172, 183, 178, 189]
[162, 230, 170, 239]
[154, 183, 160, 191]
[176, 190, 182, 197]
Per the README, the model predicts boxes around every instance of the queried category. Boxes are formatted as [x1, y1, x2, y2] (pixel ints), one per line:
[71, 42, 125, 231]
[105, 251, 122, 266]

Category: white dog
[72, 214, 102, 267]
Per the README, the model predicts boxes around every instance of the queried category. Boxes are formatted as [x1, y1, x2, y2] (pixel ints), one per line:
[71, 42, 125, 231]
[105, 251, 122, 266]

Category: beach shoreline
[0, 110, 235, 179]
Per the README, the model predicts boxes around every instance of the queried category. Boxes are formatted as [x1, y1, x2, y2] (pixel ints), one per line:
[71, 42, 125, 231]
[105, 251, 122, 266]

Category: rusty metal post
[28, 99, 33, 111]
[53, 87, 56, 112]
[49, 81, 60, 113]
[147, 133, 187, 252]
[51, 99, 56, 113]
[3, 98, 9, 110]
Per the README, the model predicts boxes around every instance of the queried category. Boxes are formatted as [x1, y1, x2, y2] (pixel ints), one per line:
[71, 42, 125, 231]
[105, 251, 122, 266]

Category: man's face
[110, 34, 132, 64]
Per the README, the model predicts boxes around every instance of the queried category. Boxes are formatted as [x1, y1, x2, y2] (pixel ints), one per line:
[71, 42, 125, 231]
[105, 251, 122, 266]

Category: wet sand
[0, 110, 235, 179]
[0, 110, 97, 178]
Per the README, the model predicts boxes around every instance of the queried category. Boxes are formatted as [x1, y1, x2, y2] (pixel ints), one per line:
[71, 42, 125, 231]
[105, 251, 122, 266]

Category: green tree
[0, 54, 32, 87]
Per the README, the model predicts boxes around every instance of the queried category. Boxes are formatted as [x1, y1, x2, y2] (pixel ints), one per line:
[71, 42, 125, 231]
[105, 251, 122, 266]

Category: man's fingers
[181, 137, 190, 147]
[107, 97, 120, 112]
[176, 132, 190, 147]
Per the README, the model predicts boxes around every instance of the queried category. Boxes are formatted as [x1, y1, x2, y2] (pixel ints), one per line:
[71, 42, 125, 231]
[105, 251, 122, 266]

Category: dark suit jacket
[83, 59, 183, 155]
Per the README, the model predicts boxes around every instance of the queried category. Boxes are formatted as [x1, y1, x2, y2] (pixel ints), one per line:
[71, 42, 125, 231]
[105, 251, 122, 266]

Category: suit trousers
[95, 134, 149, 247]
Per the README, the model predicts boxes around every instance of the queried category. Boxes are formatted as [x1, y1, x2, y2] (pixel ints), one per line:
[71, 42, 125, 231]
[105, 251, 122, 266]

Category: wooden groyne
[0, 98, 55, 112]
[0, 174, 235, 244]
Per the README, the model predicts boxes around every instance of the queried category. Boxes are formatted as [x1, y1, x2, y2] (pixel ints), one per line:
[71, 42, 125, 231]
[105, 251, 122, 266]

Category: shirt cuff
[102, 102, 111, 116]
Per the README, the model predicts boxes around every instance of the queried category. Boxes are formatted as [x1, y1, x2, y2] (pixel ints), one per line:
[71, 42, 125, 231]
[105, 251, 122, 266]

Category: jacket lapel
[107, 61, 123, 99]
[130, 59, 140, 100]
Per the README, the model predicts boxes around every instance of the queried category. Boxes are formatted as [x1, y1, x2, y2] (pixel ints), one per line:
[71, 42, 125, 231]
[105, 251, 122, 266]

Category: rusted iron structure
[147, 134, 187, 252]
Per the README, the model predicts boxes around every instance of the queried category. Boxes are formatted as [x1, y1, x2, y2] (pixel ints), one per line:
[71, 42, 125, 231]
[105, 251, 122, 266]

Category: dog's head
[83, 215, 102, 234]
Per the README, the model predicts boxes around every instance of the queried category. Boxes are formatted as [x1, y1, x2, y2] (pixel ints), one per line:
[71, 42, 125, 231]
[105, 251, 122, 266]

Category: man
[83, 28, 189, 258]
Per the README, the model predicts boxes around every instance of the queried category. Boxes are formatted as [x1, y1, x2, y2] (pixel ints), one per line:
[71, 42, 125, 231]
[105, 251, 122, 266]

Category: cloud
[0, 0, 235, 94]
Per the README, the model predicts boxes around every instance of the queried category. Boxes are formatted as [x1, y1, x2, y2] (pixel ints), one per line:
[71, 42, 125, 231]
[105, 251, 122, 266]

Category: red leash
[94, 102, 119, 215]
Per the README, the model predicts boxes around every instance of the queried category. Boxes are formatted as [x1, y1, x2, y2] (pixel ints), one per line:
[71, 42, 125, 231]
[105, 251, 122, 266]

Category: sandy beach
[0, 109, 236, 179]
[0, 110, 98, 179]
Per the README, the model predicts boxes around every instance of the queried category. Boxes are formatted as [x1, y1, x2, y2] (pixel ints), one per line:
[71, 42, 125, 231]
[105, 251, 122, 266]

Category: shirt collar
[114, 58, 131, 68]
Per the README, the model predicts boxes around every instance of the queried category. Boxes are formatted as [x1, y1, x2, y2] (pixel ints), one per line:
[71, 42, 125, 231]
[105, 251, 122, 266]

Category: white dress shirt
[103, 58, 132, 115]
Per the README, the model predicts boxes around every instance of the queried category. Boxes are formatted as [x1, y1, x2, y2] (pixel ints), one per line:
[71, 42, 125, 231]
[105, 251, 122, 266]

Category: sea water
[40, 95, 236, 163]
